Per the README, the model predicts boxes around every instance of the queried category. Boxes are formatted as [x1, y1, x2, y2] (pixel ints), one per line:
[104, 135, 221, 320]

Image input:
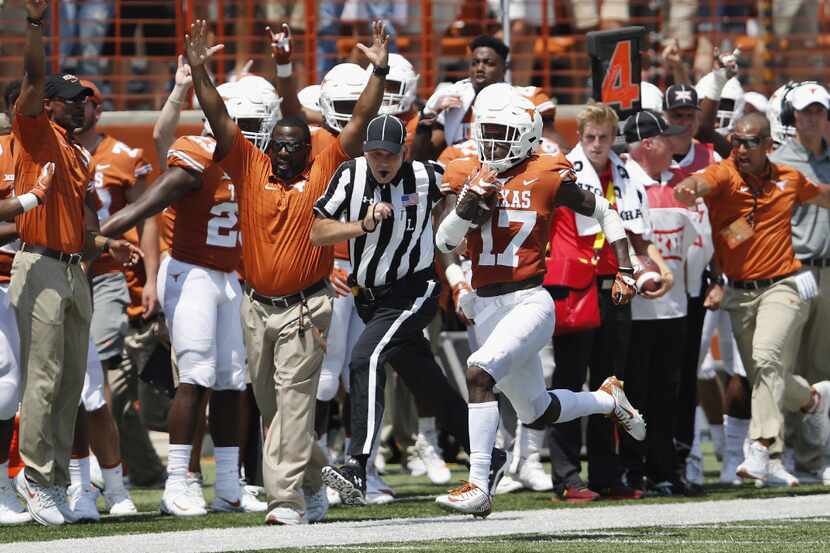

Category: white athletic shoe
[67, 484, 101, 522]
[600, 377, 647, 441]
[265, 505, 306, 525]
[494, 473, 524, 495]
[54, 486, 78, 524]
[0, 479, 31, 525]
[89, 455, 105, 492]
[686, 453, 704, 487]
[374, 450, 387, 475]
[366, 470, 394, 505]
[820, 464, 830, 486]
[414, 433, 452, 485]
[803, 382, 830, 447]
[212, 483, 267, 513]
[756, 458, 799, 488]
[516, 453, 553, 492]
[326, 486, 341, 506]
[160, 480, 208, 517]
[736, 441, 769, 482]
[303, 486, 329, 523]
[435, 481, 491, 517]
[103, 488, 138, 515]
[186, 473, 207, 510]
[14, 472, 64, 526]
[408, 456, 427, 477]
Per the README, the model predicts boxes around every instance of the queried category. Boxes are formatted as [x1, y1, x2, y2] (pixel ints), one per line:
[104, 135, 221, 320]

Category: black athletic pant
[674, 293, 706, 477]
[620, 317, 686, 486]
[348, 276, 469, 462]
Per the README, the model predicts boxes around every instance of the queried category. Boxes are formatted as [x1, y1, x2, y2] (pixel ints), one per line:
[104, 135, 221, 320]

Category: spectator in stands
[317, 1, 399, 78]
[59, 1, 113, 86]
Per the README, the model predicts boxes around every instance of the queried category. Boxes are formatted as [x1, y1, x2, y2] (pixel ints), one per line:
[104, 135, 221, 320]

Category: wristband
[445, 263, 466, 288]
[617, 266, 635, 275]
[26, 17, 43, 28]
[18, 193, 39, 212]
[373, 65, 389, 77]
[276, 63, 293, 78]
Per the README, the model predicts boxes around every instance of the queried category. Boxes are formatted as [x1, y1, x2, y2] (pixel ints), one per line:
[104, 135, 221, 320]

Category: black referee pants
[348, 277, 469, 462]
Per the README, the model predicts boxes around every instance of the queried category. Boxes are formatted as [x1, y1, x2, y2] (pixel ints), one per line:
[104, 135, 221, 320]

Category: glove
[455, 165, 500, 225]
[31, 162, 55, 204]
[611, 270, 637, 305]
[451, 281, 474, 325]
[794, 270, 819, 300]
[456, 284, 477, 322]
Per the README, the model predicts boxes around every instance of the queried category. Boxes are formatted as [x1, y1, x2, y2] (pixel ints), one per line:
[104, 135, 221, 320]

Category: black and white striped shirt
[314, 157, 444, 288]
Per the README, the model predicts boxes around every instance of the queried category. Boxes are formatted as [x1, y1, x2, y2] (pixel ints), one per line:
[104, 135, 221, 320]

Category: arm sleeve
[216, 128, 264, 185]
[12, 112, 60, 163]
[309, 138, 350, 196]
[313, 160, 352, 219]
[697, 163, 729, 200]
[167, 136, 212, 175]
[794, 171, 821, 203]
[426, 161, 444, 202]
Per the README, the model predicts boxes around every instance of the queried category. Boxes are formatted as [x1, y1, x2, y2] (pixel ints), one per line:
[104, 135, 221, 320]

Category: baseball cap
[363, 114, 406, 154]
[623, 109, 687, 144]
[79, 80, 103, 105]
[44, 74, 94, 101]
[664, 84, 700, 111]
[790, 83, 830, 111]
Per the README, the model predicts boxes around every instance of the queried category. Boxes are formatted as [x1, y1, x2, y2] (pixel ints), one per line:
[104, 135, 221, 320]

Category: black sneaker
[321, 462, 366, 506]
[487, 447, 510, 497]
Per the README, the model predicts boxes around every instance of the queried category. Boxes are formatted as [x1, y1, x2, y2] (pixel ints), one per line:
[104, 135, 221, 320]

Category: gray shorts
[91, 272, 131, 363]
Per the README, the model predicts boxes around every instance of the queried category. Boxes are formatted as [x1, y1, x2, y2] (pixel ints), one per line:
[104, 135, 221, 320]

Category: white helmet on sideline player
[319, 63, 367, 132]
[367, 53, 419, 115]
[768, 82, 799, 146]
[641, 82, 664, 113]
[716, 77, 745, 131]
[203, 77, 281, 151]
[472, 83, 542, 173]
[298, 84, 322, 115]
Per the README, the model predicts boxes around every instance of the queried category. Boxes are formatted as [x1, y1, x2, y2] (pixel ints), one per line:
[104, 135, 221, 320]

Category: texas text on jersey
[443, 152, 573, 289]
[166, 135, 241, 272]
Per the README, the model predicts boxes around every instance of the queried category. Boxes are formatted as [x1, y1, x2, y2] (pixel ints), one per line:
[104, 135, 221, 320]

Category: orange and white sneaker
[600, 376, 646, 441]
[435, 481, 492, 518]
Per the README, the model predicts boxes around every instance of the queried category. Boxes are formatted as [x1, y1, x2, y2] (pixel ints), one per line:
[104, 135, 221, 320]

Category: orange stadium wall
[98, 107, 583, 179]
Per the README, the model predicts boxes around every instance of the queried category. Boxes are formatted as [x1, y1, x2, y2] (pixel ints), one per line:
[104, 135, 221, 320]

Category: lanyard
[592, 180, 617, 252]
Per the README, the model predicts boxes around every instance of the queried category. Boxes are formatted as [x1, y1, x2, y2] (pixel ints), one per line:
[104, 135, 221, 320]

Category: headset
[779, 80, 829, 126]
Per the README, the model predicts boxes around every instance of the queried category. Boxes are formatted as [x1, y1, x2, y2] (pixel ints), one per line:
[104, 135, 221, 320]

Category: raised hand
[357, 20, 389, 70]
[174, 55, 193, 89]
[267, 23, 292, 65]
[661, 39, 682, 68]
[713, 46, 739, 80]
[185, 20, 224, 69]
[25, 0, 48, 19]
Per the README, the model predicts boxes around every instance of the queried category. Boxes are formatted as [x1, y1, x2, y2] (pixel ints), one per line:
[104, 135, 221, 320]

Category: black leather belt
[21, 243, 83, 265]
[351, 268, 435, 303]
[730, 273, 792, 290]
[802, 258, 830, 268]
[477, 275, 544, 298]
[247, 280, 327, 308]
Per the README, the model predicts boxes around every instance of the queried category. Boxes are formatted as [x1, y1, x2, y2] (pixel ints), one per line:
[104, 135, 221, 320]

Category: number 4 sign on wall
[587, 27, 647, 121]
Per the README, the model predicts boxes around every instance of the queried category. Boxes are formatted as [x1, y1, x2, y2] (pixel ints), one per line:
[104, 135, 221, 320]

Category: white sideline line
[5, 494, 830, 553]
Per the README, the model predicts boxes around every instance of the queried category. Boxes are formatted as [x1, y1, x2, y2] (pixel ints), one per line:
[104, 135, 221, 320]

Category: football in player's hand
[634, 255, 662, 294]
[472, 192, 497, 226]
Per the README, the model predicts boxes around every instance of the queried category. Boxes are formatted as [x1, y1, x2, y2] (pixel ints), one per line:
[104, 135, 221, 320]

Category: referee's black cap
[363, 114, 406, 155]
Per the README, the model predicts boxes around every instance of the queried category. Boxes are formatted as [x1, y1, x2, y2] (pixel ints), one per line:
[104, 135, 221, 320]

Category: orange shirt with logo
[698, 157, 819, 281]
[166, 135, 241, 273]
[0, 135, 17, 283]
[310, 126, 338, 160]
[13, 112, 92, 253]
[219, 128, 348, 296]
[443, 153, 571, 289]
[90, 135, 153, 276]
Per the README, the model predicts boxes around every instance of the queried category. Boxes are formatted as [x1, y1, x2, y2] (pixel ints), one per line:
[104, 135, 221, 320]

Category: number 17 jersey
[166, 135, 241, 272]
[443, 153, 571, 289]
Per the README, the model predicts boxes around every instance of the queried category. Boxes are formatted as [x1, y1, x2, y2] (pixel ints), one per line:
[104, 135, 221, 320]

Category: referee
[311, 114, 469, 505]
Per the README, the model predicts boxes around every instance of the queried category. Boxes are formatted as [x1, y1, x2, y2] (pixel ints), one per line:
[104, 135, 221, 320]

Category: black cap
[44, 74, 94, 101]
[664, 84, 700, 111]
[363, 114, 406, 154]
[623, 110, 687, 144]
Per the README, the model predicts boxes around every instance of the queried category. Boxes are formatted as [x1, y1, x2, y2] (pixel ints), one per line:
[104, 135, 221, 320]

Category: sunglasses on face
[731, 135, 764, 149]
[271, 141, 307, 153]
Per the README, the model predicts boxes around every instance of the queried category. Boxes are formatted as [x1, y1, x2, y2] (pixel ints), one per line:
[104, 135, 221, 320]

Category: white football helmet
[319, 63, 367, 132]
[472, 83, 542, 173]
[768, 82, 798, 146]
[640, 82, 664, 113]
[204, 77, 281, 150]
[716, 77, 745, 131]
[366, 53, 419, 115]
[298, 84, 322, 114]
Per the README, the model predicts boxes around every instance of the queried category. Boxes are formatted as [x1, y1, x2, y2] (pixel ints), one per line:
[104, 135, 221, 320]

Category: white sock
[0, 461, 9, 484]
[102, 463, 126, 493]
[524, 427, 545, 458]
[318, 436, 331, 464]
[214, 446, 240, 501]
[418, 417, 437, 437]
[552, 390, 614, 423]
[69, 456, 91, 489]
[167, 444, 192, 487]
[468, 401, 499, 491]
[344, 437, 352, 461]
[724, 416, 750, 462]
[710, 424, 725, 457]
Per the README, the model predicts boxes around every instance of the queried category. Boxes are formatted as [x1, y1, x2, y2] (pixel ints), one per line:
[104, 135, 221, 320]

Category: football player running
[435, 84, 646, 518]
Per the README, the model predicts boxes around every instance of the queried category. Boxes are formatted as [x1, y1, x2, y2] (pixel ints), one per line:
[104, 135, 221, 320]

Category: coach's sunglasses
[730, 135, 764, 149]
[270, 140, 307, 153]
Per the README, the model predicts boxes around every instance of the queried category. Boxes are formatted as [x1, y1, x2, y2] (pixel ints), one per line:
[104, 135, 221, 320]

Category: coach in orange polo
[674, 112, 830, 485]
[11, 0, 139, 527]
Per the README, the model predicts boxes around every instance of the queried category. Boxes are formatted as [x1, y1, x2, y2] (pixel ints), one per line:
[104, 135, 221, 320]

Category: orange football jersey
[90, 135, 153, 276]
[166, 135, 241, 273]
[443, 153, 572, 289]
[0, 134, 17, 283]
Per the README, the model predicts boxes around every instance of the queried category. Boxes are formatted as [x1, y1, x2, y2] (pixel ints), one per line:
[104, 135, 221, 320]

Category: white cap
[743, 91, 768, 114]
[790, 84, 830, 111]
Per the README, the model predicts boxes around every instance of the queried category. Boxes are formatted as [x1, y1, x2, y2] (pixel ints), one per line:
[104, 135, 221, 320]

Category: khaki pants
[242, 287, 332, 511]
[724, 276, 812, 454]
[10, 251, 92, 486]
